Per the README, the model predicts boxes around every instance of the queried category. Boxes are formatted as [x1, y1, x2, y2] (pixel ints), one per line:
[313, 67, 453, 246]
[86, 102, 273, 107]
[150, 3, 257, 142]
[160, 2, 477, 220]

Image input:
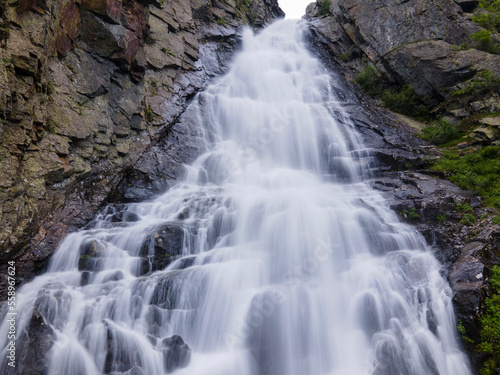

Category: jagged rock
[11, 54, 39, 77]
[386, 42, 500, 101]
[306, 0, 500, 107]
[449, 242, 486, 353]
[480, 116, 500, 127]
[0, 0, 284, 298]
[80, 10, 138, 64]
[248, 0, 285, 27]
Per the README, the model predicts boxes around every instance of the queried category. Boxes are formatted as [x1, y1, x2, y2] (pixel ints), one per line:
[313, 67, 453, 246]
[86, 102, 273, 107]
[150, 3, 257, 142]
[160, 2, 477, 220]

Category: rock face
[304, 0, 500, 371]
[306, 0, 500, 112]
[0, 0, 283, 292]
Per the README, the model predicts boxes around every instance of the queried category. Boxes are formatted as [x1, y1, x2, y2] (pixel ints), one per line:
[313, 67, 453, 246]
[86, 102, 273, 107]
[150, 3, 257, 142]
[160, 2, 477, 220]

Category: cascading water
[1, 20, 471, 375]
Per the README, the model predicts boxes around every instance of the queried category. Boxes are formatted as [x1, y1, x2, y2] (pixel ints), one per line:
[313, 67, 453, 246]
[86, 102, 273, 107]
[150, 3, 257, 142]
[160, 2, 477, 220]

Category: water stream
[0, 20, 471, 375]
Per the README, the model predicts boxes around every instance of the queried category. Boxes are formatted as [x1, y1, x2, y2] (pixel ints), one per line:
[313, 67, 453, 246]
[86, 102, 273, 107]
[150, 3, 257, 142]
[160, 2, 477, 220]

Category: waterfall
[0, 20, 471, 375]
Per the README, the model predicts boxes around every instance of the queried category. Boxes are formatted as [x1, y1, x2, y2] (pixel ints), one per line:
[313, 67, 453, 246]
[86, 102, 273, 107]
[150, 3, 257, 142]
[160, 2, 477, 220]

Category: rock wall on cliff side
[0, 0, 283, 287]
[304, 1, 500, 372]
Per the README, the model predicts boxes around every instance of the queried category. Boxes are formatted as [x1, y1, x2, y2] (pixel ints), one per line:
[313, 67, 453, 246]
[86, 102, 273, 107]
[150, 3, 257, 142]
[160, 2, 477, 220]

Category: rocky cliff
[304, 0, 500, 373]
[0, 0, 283, 289]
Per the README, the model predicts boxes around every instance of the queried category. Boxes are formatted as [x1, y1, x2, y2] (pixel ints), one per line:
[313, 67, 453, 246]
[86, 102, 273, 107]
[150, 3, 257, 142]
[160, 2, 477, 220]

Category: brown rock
[83, 0, 122, 23]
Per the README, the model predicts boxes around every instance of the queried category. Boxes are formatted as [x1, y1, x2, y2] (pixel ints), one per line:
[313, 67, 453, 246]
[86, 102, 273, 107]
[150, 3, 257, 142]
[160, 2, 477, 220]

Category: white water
[1, 20, 471, 375]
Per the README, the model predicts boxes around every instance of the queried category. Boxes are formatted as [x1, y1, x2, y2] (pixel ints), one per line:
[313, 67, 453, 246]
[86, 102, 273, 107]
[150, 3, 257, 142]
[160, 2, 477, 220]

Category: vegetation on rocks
[421, 119, 462, 145]
[471, 30, 500, 54]
[473, 0, 500, 33]
[432, 146, 500, 208]
[354, 67, 430, 120]
[477, 266, 500, 375]
[472, 0, 500, 53]
[308, 1, 500, 373]
[453, 71, 500, 97]
[354, 66, 383, 96]
[380, 85, 430, 120]
[320, 0, 330, 15]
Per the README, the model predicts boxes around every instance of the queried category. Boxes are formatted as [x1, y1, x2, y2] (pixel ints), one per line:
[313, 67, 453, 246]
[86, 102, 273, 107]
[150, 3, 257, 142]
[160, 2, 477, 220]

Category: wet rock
[104, 326, 143, 374]
[140, 223, 185, 272]
[78, 239, 106, 271]
[162, 335, 191, 373]
[449, 242, 486, 337]
[13, 309, 55, 375]
[149, 269, 206, 310]
[371, 171, 478, 266]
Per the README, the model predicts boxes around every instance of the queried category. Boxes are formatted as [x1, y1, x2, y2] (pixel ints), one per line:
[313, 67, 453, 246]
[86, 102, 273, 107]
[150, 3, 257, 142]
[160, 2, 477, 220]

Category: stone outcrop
[305, 0, 500, 115]
[0, 0, 283, 291]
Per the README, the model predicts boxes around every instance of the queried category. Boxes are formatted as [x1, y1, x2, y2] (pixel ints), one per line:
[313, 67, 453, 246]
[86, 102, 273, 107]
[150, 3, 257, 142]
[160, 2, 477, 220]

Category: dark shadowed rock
[139, 223, 185, 272]
[162, 335, 191, 373]
[449, 242, 486, 341]
[6, 309, 56, 375]
[78, 239, 106, 271]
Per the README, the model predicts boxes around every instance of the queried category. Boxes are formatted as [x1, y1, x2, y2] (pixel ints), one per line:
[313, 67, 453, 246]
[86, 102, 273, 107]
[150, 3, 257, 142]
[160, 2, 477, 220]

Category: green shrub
[460, 213, 477, 225]
[338, 50, 352, 62]
[239, 0, 253, 12]
[381, 85, 430, 120]
[354, 66, 383, 96]
[473, 0, 500, 32]
[478, 265, 500, 375]
[421, 119, 461, 145]
[432, 146, 500, 208]
[437, 213, 447, 223]
[320, 0, 330, 15]
[144, 105, 154, 122]
[401, 207, 421, 220]
[454, 42, 471, 51]
[457, 202, 474, 213]
[471, 29, 500, 53]
[492, 215, 500, 224]
[453, 71, 500, 96]
[458, 321, 475, 344]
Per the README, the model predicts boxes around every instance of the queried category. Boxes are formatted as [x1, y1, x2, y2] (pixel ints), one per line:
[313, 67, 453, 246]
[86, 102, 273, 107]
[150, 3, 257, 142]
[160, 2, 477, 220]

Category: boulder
[78, 239, 106, 271]
[162, 335, 191, 373]
[139, 223, 185, 272]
